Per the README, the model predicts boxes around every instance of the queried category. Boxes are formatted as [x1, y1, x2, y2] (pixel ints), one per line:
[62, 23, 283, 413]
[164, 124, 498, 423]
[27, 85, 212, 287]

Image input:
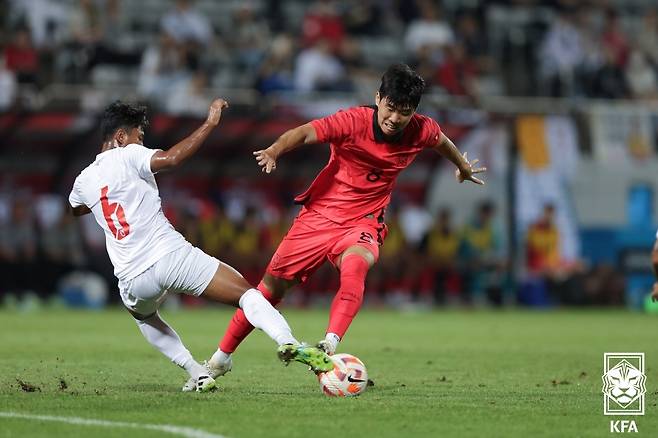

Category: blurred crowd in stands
[1, 0, 658, 112]
[0, 0, 634, 309]
[0, 185, 625, 309]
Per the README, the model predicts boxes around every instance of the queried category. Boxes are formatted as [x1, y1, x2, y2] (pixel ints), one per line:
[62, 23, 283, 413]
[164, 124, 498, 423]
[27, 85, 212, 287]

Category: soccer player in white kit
[68, 99, 333, 392]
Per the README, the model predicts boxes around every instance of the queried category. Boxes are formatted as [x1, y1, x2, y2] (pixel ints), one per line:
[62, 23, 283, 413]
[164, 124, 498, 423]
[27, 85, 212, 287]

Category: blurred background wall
[1, 0, 657, 310]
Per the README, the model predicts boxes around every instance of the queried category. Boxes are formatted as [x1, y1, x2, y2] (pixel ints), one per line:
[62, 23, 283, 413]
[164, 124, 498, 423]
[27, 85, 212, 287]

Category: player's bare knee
[263, 274, 294, 299]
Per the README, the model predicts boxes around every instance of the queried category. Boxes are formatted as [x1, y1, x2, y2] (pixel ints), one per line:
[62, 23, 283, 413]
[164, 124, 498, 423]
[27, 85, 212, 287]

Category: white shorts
[118, 243, 219, 316]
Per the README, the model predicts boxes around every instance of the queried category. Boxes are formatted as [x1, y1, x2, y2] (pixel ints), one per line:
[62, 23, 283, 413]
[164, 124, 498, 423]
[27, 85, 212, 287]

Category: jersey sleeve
[124, 144, 160, 179]
[419, 116, 442, 148]
[68, 175, 85, 208]
[310, 108, 357, 144]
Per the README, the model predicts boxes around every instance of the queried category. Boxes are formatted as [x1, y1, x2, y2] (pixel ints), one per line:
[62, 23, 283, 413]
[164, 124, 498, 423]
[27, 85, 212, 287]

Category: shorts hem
[193, 256, 220, 297]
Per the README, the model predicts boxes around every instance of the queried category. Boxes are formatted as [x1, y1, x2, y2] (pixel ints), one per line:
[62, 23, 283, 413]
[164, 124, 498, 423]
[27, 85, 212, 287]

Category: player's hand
[651, 282, 658, 302]
[206, 98, 229, 126]
[253, 147, 277, 173]
[455, 152, 486, 185]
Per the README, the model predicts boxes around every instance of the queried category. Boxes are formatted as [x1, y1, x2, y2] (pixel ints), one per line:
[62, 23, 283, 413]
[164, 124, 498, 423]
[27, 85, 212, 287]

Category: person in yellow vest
[461, 201, 507, 305]
[199, 205, 235, 258]
[423, 208, 463, 305]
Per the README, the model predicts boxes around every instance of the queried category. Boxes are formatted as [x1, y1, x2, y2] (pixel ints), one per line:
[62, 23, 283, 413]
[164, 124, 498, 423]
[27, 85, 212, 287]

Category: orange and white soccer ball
[317, 353, 368, 397]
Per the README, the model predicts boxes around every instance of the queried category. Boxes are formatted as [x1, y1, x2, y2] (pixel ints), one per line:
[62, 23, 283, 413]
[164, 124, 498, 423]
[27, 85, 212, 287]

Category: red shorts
[266, 207, 387, 283]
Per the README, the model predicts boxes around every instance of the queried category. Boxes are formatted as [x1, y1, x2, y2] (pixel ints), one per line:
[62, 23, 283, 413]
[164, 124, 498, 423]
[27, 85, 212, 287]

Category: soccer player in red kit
[203, 63, 486, 376]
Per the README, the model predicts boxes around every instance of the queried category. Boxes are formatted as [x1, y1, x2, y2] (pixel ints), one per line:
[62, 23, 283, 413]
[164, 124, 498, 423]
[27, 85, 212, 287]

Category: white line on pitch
[0, 411, 229, 438]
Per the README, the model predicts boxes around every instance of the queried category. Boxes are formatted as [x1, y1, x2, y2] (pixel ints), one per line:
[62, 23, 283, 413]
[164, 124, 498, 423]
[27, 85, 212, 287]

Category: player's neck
[101, 141, 118, 153]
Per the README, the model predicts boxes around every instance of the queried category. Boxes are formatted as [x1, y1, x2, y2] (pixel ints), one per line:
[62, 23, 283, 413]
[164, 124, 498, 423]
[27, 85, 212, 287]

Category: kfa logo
[610, 420, 638, 433]
[602, 353, 646, 415]
[602, 353, 645, 433]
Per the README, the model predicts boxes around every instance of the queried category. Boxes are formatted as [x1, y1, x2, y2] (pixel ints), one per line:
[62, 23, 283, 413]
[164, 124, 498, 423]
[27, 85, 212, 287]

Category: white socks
[135, 312, 205, 379]
[239, 288, 298, 346]
[209, 348, 231, 368]
[325, 332, 340, 354]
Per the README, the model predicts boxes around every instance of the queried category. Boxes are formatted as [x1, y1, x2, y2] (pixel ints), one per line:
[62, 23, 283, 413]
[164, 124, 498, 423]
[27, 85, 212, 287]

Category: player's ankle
[209, 348, 231, 367]
[324, 333, 340, 353]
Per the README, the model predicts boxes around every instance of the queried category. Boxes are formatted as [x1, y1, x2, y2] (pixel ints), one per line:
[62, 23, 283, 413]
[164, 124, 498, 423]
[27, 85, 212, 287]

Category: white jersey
[69, 143, 187, 281]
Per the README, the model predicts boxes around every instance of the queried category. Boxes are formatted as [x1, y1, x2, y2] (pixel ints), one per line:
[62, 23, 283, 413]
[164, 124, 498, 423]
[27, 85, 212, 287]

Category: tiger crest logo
[602, 353, 646, 415]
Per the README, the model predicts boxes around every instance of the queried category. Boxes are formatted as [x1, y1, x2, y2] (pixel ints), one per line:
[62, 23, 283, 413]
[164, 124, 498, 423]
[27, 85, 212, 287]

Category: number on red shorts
[357, 232, 374, 244]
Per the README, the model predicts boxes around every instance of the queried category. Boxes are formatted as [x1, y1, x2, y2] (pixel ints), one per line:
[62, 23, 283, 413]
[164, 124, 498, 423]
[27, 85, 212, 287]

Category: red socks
[219, 254, 369, 353]
[219, 281, 281, 353]
[326, 254, 369, 339]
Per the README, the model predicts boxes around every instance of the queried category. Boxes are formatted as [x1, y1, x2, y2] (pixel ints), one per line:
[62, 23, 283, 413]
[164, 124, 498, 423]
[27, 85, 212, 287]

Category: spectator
[600, 8, 629, 69]
[137, 31, 188, 105]
[40, 208, 85, 294]
[404, 0, 454, 66]
[455, 11, 490, 70]
[9, 0, 69, 50]
[636, 8, 658, 69]
[0, 56, 18, 110]
[0, 198, 39, 296]
[161, 0, 213, 48]
[165, 69, 212, 116]
[4, 27, 39, 84]
[538, 7, 585, 97]
[522, 203, 586, 306]
[461, 202, 507, 305]
[369, 214, 404, 305]
[199, 204, 234, 259]
[435, 42, 478, 97]
[293, 38, 351, 92]
[302, 0, 345, 52]
[625, 50, 658, 100]
[423, 208, 463, 305]
[589, 46, 628, 99]
[343, 0, 382, 36]
[255, 34, 295, 95]
[230, 3, 270, 73]
[62, 0, 139, 80]
[230, 207, 265, 284]
[399, 198, 433, 250]
[526, 203, 560, 274]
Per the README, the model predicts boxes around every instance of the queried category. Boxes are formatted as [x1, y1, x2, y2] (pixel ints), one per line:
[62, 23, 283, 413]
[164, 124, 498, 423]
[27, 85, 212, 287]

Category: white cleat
[316, 340, 336, 356]
[182, 378, 196, 392]
[195, 374, 217, 393]
[181, 358, 232, 392]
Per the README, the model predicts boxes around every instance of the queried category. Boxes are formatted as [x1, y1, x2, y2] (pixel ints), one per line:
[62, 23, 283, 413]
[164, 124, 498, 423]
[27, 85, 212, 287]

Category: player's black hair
[100, 101, 149, 142]
[378, 63, 425, 110]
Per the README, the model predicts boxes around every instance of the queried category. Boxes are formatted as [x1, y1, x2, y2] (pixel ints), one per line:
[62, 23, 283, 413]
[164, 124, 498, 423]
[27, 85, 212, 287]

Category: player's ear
[375, 92, 380, 105]
[115, 128, 127, 146]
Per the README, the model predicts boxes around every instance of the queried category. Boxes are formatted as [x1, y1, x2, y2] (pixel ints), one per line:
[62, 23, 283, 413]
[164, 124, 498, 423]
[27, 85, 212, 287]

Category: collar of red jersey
[368, 105, 405, 144]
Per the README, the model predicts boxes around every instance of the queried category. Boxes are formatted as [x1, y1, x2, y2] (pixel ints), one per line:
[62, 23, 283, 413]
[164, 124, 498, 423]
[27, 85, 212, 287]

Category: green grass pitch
[1, 307, 656, 437]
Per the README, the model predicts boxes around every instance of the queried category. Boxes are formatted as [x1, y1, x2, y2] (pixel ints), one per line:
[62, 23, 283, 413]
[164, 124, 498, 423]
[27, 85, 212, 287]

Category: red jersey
[295, 106, 442, 223]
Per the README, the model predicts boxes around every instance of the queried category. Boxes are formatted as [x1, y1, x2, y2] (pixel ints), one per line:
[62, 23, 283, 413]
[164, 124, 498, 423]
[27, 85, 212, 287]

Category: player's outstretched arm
[432, 133, 486, 185]
[651, 240, 658, 302]
[150, 98, 229, 173]
[253, 123, 317, 173]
